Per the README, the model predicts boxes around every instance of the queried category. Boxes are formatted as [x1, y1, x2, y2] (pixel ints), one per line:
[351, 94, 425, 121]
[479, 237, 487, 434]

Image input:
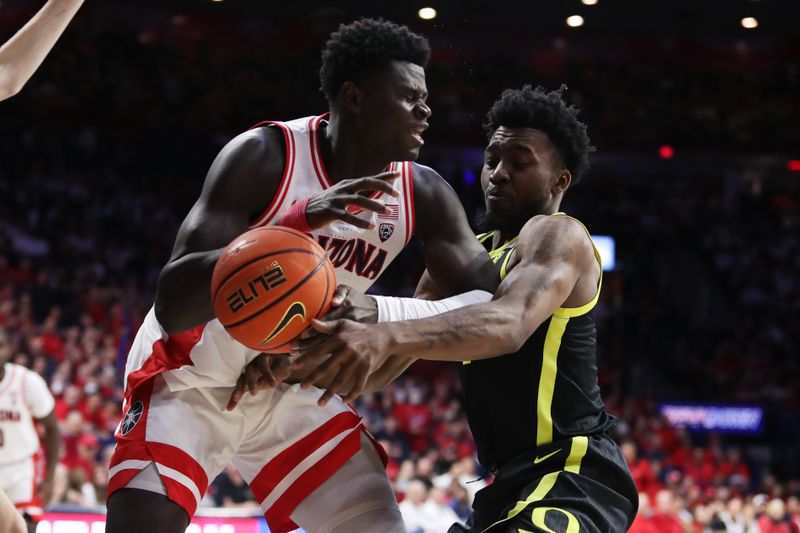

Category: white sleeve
[24, 369, 55, 419]
[374, 290, 493, 323]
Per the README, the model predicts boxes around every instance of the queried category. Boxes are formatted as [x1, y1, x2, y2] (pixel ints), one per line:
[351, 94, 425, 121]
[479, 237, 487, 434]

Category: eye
[512, 158, 533, 170]
[485, 157, 498, 168]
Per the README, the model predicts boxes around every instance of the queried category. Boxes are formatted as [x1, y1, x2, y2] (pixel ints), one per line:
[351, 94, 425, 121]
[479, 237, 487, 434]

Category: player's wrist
[276, 197, 312, 232]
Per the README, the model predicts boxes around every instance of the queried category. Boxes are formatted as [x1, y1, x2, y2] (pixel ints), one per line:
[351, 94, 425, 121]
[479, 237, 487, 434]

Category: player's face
[481, 127, 569, 230]
[359, 61, 431, 161]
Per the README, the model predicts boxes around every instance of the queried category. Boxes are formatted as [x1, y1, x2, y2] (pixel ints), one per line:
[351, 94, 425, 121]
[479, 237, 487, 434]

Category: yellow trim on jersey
[477, 232, 494, 244]
[551, 213, 603, 319]
[499, 247, 515, 280]
[537, 315, 569, 446]
[482, 436, 589, 532]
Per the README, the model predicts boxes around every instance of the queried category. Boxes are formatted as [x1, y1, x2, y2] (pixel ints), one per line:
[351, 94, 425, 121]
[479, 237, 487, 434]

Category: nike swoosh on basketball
[533, 449, 562, 464]
[261, 302, 307, 344]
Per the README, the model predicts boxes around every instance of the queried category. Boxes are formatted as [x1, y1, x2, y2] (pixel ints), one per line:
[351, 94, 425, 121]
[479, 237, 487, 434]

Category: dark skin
[292, 127, 600, 389]
[108, 60, 496, 533]
[0, 358, 60, 533]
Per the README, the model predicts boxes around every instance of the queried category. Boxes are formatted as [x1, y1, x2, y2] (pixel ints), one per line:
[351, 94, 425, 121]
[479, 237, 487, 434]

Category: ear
[339, 81, 363, 114]
[554, 169, 572, 193]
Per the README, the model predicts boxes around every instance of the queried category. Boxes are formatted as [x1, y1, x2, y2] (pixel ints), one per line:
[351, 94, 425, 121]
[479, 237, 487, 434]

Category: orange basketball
[211, 226, 336, 353]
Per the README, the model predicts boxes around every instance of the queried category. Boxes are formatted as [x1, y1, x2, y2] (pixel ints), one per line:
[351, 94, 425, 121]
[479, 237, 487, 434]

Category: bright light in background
[788, 160, 800, 172]
[418, 7, 437, 20]
[592, 236, 615, 271]
[581, 0, 598, 5]
[741, 17, 758, 29]
[566, 15, 584, 28]
[659, 145, 675, 159]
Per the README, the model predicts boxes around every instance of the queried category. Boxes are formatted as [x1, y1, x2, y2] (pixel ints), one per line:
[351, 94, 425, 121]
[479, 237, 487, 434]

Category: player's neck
[492, 230, 518, 250]
[321, 115, 392, 182]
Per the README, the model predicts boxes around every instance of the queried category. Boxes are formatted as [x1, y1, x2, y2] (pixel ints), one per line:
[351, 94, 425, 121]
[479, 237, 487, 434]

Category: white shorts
[107, 374, 388, 533]
[0, 457, 41, 517]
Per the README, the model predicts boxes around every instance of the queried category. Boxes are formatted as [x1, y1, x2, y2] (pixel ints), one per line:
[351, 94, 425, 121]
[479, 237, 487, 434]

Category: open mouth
[410, 124, 428, 146]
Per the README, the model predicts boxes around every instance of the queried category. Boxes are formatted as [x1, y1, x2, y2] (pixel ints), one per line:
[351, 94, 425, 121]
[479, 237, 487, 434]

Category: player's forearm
[0, 0, 85, 99]
[381, 302, 526, 362]
[364, 354, 417, 392]
[43, 426, 61, 481]
[155, 250, 221, 333]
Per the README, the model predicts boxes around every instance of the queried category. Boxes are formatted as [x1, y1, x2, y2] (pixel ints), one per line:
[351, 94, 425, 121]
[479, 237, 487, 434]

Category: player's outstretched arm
[38, 410, 61, 505]
[294, 215, 597, 404]
[0, 488, 26, 533]
[155, 128, 284, 333]
[0, 0, 85, 101]
[412, 164, 499, 296]
[369, 215, 593, 360]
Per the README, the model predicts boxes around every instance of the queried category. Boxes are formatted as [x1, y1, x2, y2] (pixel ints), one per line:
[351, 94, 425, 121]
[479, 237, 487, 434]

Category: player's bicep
[490, 222, 583, 333]
[25, 372, 55, 419]
[168, 129, 284, 261]
[414, 167, 497, 296]
[169, 197, 250, 261]
[413, 269, 444, 300]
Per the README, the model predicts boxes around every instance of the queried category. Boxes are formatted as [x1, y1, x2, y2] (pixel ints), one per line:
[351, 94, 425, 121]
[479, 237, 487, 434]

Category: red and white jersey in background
[123, 114, 415, 393]
[0, 363, 55, 465]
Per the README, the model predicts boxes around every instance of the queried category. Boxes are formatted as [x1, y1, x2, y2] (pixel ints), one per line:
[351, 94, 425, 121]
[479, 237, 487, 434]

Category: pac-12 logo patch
[379, 223, 394, 242]
[121, 401, 144, 435]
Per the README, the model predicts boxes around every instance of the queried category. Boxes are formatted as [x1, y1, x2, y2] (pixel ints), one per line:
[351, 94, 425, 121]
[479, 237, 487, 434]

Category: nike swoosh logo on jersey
[261, 302, 307, 345]
[533, 448, 562, 464]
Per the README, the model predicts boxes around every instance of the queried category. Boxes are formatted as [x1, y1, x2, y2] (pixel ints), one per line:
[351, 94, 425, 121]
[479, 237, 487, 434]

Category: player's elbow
[154, 293, 182, 334]
[504, 327, 530, 354]
[489, 308, 530, 354]
[154, 267, 183, 333]
[0, 78, 23, 101]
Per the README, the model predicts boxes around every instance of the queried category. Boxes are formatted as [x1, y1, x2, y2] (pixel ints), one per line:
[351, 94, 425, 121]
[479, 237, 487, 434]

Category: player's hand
[305, 170, 400, 230]
[39, 476, 54, 505]
[226, 355, 291, 411]
[290, 319, 392, 406]
[291, 285, 377, 355]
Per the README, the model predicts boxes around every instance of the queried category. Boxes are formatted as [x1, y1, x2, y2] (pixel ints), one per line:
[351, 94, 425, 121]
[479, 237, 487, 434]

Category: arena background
[1, 0, 798, 531]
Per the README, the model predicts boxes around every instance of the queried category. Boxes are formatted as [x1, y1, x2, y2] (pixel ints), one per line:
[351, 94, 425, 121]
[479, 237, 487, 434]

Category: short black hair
[483, 85, 595, 183]
[319, 18, 430, 101]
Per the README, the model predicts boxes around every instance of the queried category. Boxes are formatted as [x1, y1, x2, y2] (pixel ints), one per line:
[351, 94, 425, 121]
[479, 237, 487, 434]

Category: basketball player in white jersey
[0, 330, 61, 533]
[105, 18, 497, 533]
[0, 0, 85, 102]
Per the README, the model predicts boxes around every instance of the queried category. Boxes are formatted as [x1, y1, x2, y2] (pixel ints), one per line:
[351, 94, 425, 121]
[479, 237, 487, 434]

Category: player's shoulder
[221, 125, 285, 164]
[409, 162, 457, 201]
[13, 364, 49, 389]
[520, 214, 595, 260]
[204, 125, 286, 200]
[409, 162, 444, 184]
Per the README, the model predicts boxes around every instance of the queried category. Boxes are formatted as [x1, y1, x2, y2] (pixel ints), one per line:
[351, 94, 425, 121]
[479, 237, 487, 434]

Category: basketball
[210, 226, 336, 353]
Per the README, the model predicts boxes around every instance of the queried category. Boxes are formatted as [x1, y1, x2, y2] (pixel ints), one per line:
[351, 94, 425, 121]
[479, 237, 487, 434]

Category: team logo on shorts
[121, 401, 144, 435]
[379, 223, 394, 242]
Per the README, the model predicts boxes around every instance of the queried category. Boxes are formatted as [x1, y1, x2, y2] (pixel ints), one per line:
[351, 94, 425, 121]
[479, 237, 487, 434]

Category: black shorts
[449, 433, 638, 533]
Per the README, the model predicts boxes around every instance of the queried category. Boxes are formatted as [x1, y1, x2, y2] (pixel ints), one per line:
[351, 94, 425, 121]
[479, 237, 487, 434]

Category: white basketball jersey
[248, 114, 415, 292]
[0, 363, 54, 465]
[125, 114, 416, 393]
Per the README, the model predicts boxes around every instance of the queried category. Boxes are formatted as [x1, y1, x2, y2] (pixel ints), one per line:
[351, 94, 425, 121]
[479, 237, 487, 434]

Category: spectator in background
[399, 478, 461, 533]
[211, 464, 258, 509]
[759, 499, 799, 533]
[650, 490, 684, 533]
[629, 493, 658, 533]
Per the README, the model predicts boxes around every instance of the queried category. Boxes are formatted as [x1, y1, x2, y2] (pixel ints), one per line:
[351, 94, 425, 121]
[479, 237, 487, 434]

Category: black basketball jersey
[459, 213, 616, 471]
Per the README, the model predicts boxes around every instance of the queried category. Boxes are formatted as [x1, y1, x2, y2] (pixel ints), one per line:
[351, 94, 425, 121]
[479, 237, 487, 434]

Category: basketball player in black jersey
[295, 86, 639, 532]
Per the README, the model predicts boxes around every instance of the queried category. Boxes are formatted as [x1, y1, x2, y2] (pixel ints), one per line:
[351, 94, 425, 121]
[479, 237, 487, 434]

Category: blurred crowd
[1, 4, 799, 532]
